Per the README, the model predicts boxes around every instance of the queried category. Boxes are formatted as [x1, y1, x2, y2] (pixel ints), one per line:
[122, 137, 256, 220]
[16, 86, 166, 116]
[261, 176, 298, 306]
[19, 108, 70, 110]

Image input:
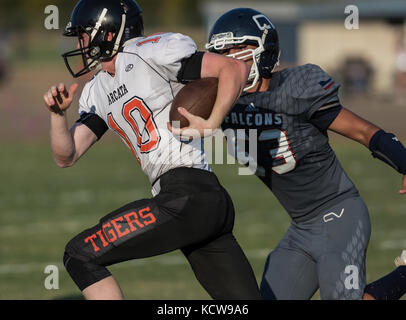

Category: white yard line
[4, 241, 405, 275]
[0, 249, 271, 275]
[379, 239, 406, 250]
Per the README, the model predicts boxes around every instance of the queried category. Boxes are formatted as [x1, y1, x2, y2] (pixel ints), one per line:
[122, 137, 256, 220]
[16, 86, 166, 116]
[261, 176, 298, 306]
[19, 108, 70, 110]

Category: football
[169, 77, 218, 128]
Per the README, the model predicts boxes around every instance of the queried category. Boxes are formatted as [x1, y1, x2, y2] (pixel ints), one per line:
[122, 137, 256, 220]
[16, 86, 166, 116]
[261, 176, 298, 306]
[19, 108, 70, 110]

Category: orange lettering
[108, 113, 141, 164]
[136, 36, 161, 47]
[124, 212, 144, 231]
[96, 229, 109, 247]
[102, 222, 118, 243]
[111, 217, 130, 238]
[139, 207, 156, 226]
[84, 234, 100, 252]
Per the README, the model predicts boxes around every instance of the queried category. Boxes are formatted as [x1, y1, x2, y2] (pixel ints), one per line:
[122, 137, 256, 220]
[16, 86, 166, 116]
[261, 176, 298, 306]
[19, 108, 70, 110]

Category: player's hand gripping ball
[169, 77, 218, 128]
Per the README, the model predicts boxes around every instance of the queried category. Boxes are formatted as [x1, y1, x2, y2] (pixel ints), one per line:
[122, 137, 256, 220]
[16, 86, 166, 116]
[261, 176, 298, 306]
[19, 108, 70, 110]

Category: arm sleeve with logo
[297, 64, 341, 118]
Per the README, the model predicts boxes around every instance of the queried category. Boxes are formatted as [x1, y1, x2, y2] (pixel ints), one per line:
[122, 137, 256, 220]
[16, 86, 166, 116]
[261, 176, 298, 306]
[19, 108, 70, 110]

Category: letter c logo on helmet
[252, 14, 275, 31]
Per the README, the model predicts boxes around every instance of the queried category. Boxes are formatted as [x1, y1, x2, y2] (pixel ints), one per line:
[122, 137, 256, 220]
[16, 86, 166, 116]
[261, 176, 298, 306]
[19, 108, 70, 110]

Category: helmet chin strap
[112, 14, 126, 56]
[261, 25, 281, 74]
[272, 50, 281, 72]
[261, 26, 269, 43]
[243, 27, 270, 91]
[243, 63, 260, 91]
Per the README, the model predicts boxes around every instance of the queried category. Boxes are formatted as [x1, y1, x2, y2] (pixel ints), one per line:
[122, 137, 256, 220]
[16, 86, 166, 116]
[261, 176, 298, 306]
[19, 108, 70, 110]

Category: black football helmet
[62, 0, 144, 78]
[206, 8, 280, 90]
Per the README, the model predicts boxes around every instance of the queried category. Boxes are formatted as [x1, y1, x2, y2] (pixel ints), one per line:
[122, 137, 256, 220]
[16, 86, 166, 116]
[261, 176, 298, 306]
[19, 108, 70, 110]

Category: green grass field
[0, 137, 405, 300]
[1, 36, 405, 299]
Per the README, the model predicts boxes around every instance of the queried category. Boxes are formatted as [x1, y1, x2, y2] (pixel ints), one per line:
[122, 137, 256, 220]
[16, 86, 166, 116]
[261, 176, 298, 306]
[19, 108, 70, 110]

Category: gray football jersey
[222, 64, 359, 222]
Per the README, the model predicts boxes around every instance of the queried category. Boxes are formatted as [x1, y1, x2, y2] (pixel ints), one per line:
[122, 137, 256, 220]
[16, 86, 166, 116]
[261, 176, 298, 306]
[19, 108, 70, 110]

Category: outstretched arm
[328, 107, 406, 194]
[328, 107, 380, 147]
[44, 83, 98, 168]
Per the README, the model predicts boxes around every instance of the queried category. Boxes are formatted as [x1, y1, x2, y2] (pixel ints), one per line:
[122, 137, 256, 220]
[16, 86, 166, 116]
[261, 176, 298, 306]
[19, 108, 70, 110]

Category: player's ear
[106, 32, 116, 42]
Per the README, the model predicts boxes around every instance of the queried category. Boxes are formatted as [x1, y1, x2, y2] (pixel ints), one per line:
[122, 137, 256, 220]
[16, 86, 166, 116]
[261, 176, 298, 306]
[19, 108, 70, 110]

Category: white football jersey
[78, 33, 210, 188]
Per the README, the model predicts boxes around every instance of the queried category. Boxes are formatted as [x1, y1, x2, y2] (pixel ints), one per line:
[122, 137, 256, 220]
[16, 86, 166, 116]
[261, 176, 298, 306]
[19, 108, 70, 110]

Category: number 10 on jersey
[107, 96, 161, 163]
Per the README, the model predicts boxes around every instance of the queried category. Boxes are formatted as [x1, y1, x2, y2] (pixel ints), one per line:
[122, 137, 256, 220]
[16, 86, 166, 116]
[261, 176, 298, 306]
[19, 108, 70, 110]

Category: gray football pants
[260, 196, 371, 300]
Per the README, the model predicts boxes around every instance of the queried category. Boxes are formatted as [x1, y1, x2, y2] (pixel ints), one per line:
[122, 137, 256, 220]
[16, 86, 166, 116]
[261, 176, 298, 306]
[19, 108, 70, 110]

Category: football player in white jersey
[43, 0, 261, 300]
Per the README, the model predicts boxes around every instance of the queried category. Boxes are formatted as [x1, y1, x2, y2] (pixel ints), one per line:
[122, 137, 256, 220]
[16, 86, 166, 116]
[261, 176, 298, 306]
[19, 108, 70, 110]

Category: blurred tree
[0, 0, 29, 31]
[0, 0, 75, 31]
[161, 0, 184, 27]
[5, 0, 344, 33]
[0, 0, 345, 31]
[0, 0, 205, 31]
[138, 0, 202, 28]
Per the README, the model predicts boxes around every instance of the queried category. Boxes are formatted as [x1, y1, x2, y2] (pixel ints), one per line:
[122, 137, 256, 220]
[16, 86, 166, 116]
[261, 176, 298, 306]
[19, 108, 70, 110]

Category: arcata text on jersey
[107, 84, 129, 106]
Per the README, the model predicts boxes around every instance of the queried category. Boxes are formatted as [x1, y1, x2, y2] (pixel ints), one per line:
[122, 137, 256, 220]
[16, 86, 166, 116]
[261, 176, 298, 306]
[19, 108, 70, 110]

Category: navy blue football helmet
[62, 0, 144, 78]
[206, 8, 280, 90]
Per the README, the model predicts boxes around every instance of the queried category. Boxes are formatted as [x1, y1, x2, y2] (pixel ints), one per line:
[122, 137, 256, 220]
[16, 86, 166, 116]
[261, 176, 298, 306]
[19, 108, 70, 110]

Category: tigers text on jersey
[78, 33, 210, 186]
[222, 64, 359, 222]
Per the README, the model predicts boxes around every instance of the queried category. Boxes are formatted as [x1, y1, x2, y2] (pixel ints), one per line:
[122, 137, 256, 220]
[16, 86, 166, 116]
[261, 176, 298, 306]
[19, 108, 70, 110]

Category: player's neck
[101, 55, 118, 77]
[245, 77, 271, 93]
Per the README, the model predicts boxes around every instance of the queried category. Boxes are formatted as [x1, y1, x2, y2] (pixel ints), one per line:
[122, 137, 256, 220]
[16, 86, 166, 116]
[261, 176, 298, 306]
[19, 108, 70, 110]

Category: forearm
[200, 53, 249, 129]
[328, 107, 380, 147]
[44, 83, 96, 167]
[50, 112, 76, 167]
[208, 62, 247, 128]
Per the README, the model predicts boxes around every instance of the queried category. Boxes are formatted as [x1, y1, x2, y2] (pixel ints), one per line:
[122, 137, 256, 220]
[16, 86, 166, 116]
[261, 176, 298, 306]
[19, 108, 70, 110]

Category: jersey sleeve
[152, 33, 198, 81]
[78, 82, 92, 114]
[309, 105, 343, 131]
[77, 80, 108, 140]
[297, 64, 341, 120]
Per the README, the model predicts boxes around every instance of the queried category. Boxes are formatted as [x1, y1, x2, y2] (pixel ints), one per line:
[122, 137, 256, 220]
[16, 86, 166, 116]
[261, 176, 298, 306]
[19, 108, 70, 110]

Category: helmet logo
[65, 21, 72, 32]
[252, 14, 274, 31]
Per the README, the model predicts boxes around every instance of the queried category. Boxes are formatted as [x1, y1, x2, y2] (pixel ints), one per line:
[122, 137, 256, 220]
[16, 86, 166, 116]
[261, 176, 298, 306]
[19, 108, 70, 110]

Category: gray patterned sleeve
[298, 64, 341, 119]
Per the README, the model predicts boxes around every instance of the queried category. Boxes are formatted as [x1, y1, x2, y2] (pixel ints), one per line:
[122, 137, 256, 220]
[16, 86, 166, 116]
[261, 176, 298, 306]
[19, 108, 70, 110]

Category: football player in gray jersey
[203, 8, 406, 300]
